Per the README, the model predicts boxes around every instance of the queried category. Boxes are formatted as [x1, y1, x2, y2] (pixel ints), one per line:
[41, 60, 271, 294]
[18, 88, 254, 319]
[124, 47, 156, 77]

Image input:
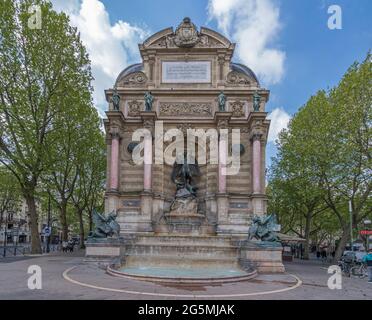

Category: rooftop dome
[230, 62, 259, 85]
[115, 63, 144, 85]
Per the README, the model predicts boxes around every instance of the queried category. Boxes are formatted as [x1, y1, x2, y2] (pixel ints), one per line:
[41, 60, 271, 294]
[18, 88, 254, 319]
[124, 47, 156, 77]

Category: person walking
[321, 250, 327, 262]
[362, 249, 372, 283]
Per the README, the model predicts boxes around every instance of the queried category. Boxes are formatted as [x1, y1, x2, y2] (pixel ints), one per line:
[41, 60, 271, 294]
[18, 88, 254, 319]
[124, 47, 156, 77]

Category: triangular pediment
[141, 19, 234, 50]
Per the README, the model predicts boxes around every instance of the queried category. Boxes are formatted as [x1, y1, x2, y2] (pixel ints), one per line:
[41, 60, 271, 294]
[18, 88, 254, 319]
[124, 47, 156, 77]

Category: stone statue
[248, 214, 280, 242]
[218, 91, 226, 111]
[111, 88, 120, 111]
[253, 91, 261, 112]
[171, 153, 200, 199]
[89, 209, 120, 238]
[144, 91, 154, 111]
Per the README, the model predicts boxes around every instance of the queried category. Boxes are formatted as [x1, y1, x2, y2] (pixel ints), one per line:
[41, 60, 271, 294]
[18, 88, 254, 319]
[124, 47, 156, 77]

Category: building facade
[104, 18, 270, 236]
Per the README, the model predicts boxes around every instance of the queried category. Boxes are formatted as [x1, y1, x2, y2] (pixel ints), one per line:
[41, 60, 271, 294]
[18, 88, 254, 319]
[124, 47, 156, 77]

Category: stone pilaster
[139, 112, 157, 230]
[248, 112, 269, 216]
[214, 112, 232, 233]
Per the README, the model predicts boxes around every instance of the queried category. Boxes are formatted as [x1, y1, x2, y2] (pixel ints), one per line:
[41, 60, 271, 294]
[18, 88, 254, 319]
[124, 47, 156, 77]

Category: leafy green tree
[0, 166, 22, 225]
[0, 0, 92, 253]
[269, 53, 371, 261]
[71, 125, 106, 248]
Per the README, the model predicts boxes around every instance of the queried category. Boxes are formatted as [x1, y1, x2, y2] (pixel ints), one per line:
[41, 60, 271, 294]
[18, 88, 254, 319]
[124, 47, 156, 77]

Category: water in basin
[118, 265, 248, 278]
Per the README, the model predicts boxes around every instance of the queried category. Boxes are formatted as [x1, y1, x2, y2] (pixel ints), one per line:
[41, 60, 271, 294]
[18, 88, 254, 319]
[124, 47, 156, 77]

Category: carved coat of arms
[174, 17, 199, 47]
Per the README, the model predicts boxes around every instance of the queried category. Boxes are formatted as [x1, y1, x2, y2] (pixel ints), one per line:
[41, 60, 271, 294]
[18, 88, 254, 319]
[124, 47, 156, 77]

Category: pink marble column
[143, 133, 152, 191]
[218, 136, 227, 193]
[252, 134, 262, 194]
[110, 133, 120, 190]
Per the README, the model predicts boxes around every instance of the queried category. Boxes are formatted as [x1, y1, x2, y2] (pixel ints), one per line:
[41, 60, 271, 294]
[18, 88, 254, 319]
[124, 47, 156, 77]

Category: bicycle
[338, 259, 352, 277]
[350, 262, 368, 279]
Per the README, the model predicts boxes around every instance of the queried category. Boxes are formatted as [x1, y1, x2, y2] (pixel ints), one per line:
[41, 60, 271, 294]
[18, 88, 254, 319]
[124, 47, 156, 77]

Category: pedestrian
[321, 250, 327, 262]
[362, 249, 372, 283]
[62, 240, 68, 253]
[316, 250, 321, 259]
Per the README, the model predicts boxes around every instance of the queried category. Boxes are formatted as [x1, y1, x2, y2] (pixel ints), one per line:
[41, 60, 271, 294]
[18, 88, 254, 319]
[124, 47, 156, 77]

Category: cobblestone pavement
[0, 252, 371, 300]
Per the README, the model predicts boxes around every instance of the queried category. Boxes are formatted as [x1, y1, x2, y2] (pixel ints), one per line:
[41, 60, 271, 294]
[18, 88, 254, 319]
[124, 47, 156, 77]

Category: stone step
[125, 244, 238, 258]
[124, 254, 239, 268]
[134, 235, 234, 246]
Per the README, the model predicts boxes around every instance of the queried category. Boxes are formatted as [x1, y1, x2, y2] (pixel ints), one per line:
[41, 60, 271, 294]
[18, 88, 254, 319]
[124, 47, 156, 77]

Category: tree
[269, 53, 371, 262]
[268, 155, 328, 259]
[0, 0, 93, 253]
[44, 106, 105, 245]
[0, 167, 22, 225]
[70, 125, 106, 248]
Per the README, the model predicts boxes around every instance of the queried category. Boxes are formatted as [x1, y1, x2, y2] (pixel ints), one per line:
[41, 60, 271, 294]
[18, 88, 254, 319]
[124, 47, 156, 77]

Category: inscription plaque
[162, 61, 211, 83]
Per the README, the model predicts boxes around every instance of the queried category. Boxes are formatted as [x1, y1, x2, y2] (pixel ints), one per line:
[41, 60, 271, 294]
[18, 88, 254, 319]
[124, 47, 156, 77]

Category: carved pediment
[146, 33, 228, 49]
[142, 18, 233, 50]
[117, 72, 147, 87]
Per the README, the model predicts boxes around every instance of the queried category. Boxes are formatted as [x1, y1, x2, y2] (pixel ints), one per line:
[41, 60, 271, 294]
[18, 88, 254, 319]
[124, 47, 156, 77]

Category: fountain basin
[107, 265, 257, 284]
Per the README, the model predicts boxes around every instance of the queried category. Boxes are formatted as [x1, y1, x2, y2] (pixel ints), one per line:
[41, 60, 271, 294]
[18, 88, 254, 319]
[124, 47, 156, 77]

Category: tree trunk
[333, 226, 349, 263]
[59, 200, 69, 241]
[88, 209, 93, 232]
[77, 208, 85, 249]
[25, 194, 42, 254]
[303, 211, 312, 260]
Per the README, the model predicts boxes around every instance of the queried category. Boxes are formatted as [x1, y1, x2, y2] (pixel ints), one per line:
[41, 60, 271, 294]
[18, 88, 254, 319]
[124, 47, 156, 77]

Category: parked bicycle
[350, 262, 368, 279]
[338, 259, 352, 277]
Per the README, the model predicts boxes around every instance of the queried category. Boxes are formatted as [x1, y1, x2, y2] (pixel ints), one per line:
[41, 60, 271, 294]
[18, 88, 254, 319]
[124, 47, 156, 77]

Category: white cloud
[267, 108, 291, 142]
[51, 0, 149, 113]
[208, 0, 285, 85]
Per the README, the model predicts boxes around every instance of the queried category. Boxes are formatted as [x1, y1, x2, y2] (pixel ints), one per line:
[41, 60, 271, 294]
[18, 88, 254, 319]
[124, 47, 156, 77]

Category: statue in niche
[111, 88, 120, 111]
[144, 91, 154, 111]
[171, 152, 200, 199]
[218, 91, 226, 111]
[253, 91, 261, 112]
[168, 152, 202, 215]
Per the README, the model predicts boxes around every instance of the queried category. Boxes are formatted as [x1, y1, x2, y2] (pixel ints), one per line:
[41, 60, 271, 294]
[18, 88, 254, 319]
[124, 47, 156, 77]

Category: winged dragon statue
[248, 214, 281, 242]
[89, 209, 120, 238]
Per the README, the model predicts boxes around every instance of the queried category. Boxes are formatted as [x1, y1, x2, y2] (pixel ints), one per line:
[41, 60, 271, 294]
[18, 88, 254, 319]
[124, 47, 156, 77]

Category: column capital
[214, 111, 233, 129]
[109, 127, 122, 140]
[250, 132, 263, 142]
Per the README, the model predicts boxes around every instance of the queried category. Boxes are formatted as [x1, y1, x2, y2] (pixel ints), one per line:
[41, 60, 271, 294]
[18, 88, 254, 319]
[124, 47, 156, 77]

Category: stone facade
[104, 18, 270, 236]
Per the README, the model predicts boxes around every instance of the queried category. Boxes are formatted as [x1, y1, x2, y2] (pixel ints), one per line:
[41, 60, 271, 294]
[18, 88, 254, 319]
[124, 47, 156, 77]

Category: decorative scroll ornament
[226, 71, 251, 86]
[231, 100, 245, 117]
[173, 17, 199, 48]
[119, 72, 147, 87]
[159, 102, 212, 117]
[128, 100, 143, 116]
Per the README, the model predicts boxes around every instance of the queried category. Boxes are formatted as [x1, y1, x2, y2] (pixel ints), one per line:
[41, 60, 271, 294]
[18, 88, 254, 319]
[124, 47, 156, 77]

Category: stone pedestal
[238, 240, 285, 273]
[85, 238, 125, 266]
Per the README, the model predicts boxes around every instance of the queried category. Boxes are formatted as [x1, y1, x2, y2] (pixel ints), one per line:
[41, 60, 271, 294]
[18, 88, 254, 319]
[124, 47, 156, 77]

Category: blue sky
[52, 0, 372, 167]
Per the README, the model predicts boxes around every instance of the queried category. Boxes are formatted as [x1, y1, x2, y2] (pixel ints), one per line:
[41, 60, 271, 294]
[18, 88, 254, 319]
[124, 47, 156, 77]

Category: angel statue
[89, 209, 120, 238]
[248, 214, 280, 242]
[171, 152, 200, 199]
